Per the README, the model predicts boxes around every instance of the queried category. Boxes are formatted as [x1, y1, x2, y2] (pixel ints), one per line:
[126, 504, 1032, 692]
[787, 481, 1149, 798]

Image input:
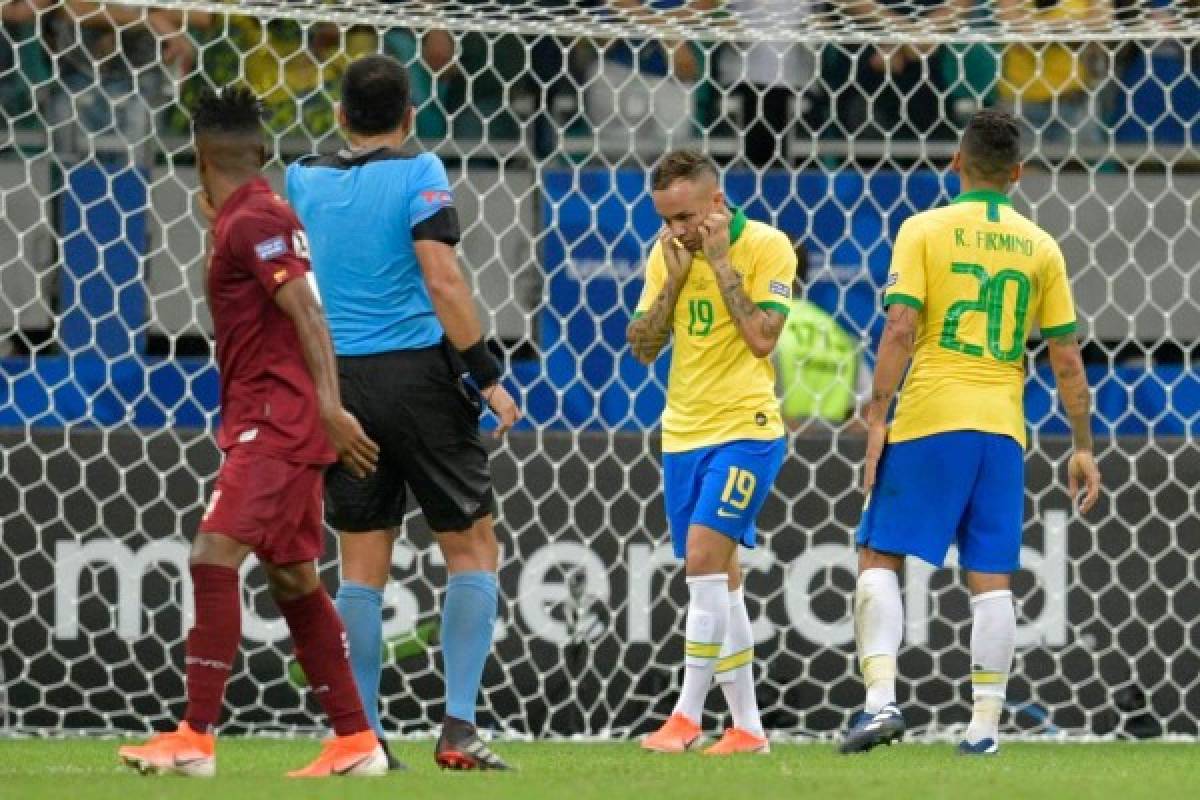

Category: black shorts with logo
[325, 341, 494, 533]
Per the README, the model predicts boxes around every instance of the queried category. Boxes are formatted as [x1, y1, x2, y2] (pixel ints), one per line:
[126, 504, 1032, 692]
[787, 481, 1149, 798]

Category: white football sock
[714, 587, 764, 737]
[854, 568, 904, 713]
[674, 574, 730, 724]
[966, 589, 1015, 744]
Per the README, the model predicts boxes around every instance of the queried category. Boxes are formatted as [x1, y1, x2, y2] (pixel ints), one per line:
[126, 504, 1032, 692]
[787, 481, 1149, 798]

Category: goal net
[2, 0, 1198, 740]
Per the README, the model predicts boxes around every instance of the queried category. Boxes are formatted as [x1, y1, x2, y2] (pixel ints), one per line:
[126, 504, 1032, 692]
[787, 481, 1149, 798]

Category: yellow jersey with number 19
[634, 208, 797, 454]
[885, 190, 1077, 449]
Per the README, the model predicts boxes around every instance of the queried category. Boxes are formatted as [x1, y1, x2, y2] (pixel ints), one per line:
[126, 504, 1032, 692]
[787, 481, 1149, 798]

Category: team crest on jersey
[254, 235, 288, 261]
[769, 280, 791, 298]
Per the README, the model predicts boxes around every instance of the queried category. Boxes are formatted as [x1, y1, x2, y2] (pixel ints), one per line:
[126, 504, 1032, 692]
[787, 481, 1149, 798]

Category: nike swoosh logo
[173, 756, 208, 767]
[716, 509, 740, 518]
[333, 754, 372, 776]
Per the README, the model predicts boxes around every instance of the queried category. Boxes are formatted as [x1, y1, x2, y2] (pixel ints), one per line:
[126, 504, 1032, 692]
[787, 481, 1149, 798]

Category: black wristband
[460, 338, 502, 389]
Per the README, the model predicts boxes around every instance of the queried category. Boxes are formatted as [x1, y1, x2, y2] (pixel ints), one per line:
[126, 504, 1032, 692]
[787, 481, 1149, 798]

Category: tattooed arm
[709, 259, 787, 358]
[1047, 330, 1102, 513]
[628, 230, 692, 365]
[861, 303, 918, 491]
[627, 274, 685, 365]
[698, 208, 786, 358]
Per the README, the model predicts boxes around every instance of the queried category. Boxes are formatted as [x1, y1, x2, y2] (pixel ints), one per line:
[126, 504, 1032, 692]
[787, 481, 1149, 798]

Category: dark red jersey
[207, 177, 334, 465]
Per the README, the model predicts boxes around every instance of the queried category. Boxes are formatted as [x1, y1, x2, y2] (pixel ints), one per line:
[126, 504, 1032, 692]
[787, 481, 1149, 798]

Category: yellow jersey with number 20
[635, 209, 798, 454]
[885, 190, 1077, 449]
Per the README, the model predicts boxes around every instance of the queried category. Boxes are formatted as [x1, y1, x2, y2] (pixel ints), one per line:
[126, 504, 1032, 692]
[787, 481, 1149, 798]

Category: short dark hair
[651, 148, 719, 191]
[960, 108, 1021, 183]
[340, 54, 411, 136]
[192, 86, 263, 139]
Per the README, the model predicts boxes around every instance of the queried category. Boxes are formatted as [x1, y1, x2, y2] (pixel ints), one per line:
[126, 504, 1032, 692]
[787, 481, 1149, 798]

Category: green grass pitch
[1, 738, 1193, 799]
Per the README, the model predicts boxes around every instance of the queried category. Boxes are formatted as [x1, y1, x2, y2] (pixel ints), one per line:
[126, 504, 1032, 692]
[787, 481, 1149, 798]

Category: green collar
[952, 189, 1012, 206]
[729, 206, 747, 245]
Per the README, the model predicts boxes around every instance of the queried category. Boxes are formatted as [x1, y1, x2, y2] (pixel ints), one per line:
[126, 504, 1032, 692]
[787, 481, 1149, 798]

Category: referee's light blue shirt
[286, 148, 452, 355]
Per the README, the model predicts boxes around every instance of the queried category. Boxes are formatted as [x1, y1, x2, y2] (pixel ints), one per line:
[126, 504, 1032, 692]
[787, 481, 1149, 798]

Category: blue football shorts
[856, 430, 1025, 574]
[662, 437, 787, 558]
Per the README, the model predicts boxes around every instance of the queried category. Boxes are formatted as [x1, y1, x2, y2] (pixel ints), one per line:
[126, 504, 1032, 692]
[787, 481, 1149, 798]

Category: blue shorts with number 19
[663, 438, 787, 559]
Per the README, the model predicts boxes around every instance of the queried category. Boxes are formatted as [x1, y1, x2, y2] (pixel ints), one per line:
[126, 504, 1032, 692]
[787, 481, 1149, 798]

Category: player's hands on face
[324, 407, 380, 479]
[1067, 449, 1101, 514]
[659, 228, 694, 284]
[484, 383, 521, 438]
[698, 207, 732, 265]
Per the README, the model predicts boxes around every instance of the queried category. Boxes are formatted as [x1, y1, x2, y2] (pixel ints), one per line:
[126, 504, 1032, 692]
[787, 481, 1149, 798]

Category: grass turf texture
[1, 739, 1193, 799]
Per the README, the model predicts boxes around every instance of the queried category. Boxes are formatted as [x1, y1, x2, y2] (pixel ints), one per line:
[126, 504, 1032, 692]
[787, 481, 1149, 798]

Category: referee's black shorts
[324, 340, 494, 534]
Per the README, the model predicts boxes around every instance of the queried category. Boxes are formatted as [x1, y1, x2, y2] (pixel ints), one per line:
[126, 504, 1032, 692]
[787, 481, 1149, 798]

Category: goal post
[1, 0, 1198, 739]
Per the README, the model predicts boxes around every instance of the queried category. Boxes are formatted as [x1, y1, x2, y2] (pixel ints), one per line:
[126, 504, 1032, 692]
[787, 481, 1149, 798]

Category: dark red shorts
[198, 447, 326, 565]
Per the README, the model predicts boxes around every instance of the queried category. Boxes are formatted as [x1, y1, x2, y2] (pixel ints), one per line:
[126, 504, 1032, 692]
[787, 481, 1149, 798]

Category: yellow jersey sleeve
[883, 216, 927, 311]
[1038, 239, 1077, 337]
[634, 241, 667, 317]
[747, 232, 798, 316]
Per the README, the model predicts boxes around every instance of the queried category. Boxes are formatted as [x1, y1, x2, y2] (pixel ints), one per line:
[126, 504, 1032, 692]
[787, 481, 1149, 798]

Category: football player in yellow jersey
[627, 150, 797, 756]
[841, 109, 1102, 757]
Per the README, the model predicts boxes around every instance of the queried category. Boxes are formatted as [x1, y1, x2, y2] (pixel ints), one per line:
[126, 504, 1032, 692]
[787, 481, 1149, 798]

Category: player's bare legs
[432, 515, 508, 770]
[705, 551, 769, 755]
[961, 570, 1015, 755]
[840, 546, 906, 754]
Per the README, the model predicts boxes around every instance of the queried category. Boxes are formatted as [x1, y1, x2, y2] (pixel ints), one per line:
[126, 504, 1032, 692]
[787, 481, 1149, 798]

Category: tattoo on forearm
[627, 278, 678, 362]
[759, 311, 784, 340]
[714, 264, 756, 321]
[1050, 341, 1094, 450]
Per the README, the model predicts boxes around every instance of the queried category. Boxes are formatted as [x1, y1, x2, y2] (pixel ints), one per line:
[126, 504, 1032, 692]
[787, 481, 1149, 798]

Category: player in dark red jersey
[119, 87, 386, 779]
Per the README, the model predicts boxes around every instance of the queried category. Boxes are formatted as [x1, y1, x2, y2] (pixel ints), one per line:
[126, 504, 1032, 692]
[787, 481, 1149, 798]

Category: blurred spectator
[996, 0, 1112, 146]
[1, 1, 51, 128]
[579, 0, 716, 152]
[190, 16, 374, 139]
[774, 241, 871, 432]
[937, 1, 1002, 129]
[831, 0, 970, 141]
[718, 0, 823, 167]
[45, 2, 208, 157]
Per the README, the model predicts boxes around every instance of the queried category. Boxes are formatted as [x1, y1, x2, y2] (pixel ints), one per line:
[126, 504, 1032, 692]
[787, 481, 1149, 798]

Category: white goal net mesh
[1, 0, 1198, 740]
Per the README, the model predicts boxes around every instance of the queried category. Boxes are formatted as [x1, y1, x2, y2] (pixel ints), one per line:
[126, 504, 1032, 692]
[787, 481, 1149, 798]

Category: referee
[286, 54, 520, 771]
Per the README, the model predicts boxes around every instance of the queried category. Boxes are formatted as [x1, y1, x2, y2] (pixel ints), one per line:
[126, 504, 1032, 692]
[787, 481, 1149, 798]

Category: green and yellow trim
[729, 206, 748, 245]
[715, 647, 753, 674]
[884, 292, 924, 311]
[1040, 320, 1077, 338]
[952, 189, 1012, 223]
[971, 670, 1007, 686]
[685, 641, 722, 659]
[756, 301, 790, 316]
[631, 311, 645, 320]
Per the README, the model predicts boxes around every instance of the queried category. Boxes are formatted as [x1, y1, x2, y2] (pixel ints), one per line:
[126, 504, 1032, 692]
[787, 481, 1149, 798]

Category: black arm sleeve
[412, 207, 461, 246]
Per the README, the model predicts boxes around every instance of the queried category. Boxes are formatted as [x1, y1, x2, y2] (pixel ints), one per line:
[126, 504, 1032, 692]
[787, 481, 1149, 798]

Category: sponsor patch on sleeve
[254, 235, 288, 262]
[885, 272, 899, 288]
[419, 189, 454, 208]
[769, 280, 792, 298]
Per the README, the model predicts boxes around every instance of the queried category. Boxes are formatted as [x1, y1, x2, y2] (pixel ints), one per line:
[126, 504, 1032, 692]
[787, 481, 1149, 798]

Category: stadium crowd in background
[0, 0, 1181, 152]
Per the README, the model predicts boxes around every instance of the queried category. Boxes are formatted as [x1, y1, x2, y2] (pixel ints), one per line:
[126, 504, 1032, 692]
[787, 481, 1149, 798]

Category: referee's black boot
[380, 739, 408, 771]
[434, 716, 512, 771]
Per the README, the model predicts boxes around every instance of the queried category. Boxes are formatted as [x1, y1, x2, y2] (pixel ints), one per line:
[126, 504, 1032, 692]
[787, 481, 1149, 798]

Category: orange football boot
[703, 727, 771, 755]
[118, 721, 216, 777]
[286, 730, 388, 778]
[641, 712, 702, 753]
